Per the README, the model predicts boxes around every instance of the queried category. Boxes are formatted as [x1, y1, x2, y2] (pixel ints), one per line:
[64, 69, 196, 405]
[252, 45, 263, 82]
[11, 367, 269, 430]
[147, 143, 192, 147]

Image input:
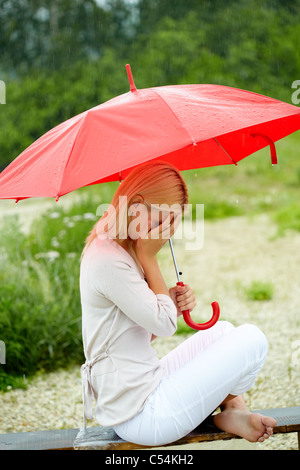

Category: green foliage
[0, 196, 106, 390]
[0, 52, 128, 170]
[0, 0, 133, 74]
[183, 130, 300, 227]
[1, 0, 300, 171]
[243, 281, 274, 301]
[273, 202, 300, 235]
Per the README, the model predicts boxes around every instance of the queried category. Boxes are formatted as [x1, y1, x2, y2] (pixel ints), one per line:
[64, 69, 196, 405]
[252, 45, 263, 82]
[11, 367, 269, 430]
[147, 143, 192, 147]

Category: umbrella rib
[55, 114, 88, 200]
[213, 138, 238, 166]
[151, 88, 197, 148]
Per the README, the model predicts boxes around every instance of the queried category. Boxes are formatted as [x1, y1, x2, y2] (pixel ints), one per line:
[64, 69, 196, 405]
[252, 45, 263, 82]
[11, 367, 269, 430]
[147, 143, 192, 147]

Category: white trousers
[113, 321, 268, 446]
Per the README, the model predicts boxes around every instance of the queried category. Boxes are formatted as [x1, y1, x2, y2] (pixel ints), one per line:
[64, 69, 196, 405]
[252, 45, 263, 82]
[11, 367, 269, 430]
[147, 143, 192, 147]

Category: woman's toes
[262, 416, 277, 428]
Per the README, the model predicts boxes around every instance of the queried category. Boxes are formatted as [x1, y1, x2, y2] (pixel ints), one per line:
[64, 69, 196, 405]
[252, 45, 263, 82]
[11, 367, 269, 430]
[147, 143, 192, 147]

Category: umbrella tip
[126, 64, 137, 92]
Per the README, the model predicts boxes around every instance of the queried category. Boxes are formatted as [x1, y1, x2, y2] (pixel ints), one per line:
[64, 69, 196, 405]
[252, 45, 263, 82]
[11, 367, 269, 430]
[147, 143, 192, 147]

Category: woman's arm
[93, 252, 177, 337]
[136, 213, 179, 296]
[138, 251, 171, 344]
[137, 213, 195, 340]
[140, 254, 170, 297]
[150, 283, 196, 342]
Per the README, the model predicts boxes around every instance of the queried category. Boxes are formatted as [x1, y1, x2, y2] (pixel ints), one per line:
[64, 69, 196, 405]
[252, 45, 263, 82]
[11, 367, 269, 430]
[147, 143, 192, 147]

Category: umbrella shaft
[169, 239, 181, 283]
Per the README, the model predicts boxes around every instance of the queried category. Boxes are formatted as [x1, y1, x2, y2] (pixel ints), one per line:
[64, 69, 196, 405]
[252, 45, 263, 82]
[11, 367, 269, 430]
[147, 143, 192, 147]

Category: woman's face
[147, 205, 172, 230]
[128, 199, 182, 240]
[144, 202, 183, 241]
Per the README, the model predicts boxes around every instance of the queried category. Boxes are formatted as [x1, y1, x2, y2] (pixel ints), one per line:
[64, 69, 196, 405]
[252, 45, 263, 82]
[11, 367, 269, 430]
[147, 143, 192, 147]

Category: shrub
[0, 197, 101, 390]
[244, 280, 274, 301]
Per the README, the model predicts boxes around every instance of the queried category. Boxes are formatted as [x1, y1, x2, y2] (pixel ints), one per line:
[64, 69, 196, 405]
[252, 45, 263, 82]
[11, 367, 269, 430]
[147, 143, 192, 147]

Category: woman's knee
[208, 320, 235, 338]
[218, 320, 235, 334]
[238, 323, 268, 361]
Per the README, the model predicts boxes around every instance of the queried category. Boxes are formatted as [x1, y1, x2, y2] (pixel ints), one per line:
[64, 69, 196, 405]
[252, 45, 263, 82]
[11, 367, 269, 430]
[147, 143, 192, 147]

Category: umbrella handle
[177, 281, 220, 330]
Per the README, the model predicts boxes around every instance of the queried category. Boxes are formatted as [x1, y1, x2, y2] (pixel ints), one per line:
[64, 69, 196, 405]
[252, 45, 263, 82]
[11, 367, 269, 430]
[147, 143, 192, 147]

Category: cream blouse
[80, 236, 177, 427]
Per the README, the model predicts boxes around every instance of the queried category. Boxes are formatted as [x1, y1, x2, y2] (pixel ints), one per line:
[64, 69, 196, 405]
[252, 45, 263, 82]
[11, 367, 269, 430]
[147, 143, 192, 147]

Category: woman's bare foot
[213, 396, 277, 443]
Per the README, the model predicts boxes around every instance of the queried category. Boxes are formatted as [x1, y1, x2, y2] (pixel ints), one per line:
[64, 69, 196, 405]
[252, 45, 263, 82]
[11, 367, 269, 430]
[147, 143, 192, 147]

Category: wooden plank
[73, 406, 300, 450]
[73, 430, 241, 451]
[255, 406, 300, 435]
[256, 406, 300, 427]
[0, 428, 79, 450]
[0, 406, 299, 450]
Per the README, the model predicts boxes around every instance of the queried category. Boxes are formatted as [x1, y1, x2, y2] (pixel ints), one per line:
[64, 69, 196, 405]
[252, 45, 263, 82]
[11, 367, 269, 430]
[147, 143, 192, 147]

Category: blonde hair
[82, 160, 188, 256]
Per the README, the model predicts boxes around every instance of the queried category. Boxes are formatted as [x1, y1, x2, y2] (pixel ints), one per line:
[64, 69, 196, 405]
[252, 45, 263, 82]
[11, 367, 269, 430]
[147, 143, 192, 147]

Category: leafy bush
[272, 202, 300, 235]
[244, 281, 274, 301]
[0, 196, 103, 390]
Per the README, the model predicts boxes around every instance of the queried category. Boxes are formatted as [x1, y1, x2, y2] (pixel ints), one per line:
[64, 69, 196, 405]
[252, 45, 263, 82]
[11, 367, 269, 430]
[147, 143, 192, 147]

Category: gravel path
[0, 210, 299, 450]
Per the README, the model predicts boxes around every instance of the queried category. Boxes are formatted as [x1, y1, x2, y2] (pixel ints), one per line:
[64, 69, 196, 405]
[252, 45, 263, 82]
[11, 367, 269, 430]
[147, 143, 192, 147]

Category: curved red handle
[177, 282, 220, 330]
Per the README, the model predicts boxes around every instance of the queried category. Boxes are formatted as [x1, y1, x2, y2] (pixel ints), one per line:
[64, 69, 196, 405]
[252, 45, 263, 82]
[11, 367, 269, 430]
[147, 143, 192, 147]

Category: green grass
[243, 281, 274, 301]
[184, 131, 300, 228]
[0, 198, 99, 390]
[272, 202, 300, 235]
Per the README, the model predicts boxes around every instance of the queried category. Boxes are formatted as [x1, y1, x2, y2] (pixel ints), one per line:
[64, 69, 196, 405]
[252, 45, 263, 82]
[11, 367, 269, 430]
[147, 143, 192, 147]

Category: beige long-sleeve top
[80, 236, 177, 427]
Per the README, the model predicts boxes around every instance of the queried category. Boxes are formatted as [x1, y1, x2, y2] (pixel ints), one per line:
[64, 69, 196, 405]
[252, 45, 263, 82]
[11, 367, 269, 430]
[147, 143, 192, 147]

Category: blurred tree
[0, 50, 127, 170]
[0, 0, 300, 170]
[132, 0, 300, 99]
[0, 0, 133, 75]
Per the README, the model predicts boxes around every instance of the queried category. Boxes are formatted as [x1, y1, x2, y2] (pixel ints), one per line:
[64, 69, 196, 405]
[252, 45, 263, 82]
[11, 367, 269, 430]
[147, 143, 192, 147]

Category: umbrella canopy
[0, 65, 300, 201]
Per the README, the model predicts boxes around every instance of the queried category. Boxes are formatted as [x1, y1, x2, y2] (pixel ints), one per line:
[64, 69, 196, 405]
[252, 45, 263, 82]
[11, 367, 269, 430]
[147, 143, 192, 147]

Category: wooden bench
[73, 406, 300, 450]
[0, 406, 299, 450]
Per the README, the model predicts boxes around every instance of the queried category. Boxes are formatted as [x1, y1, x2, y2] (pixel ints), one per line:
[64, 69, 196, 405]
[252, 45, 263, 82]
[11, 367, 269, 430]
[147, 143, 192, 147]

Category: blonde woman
[80, 161, 276, 447]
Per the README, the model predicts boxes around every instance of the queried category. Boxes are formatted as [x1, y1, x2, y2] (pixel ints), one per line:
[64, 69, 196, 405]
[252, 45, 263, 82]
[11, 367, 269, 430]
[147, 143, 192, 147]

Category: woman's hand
[169, 284, 196, 317]
[137, 213, 181, 263]
[133, 210, 182, 299]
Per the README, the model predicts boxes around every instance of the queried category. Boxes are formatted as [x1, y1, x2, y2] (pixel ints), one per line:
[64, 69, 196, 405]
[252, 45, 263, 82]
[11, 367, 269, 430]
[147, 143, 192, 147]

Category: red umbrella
[1, 65, 299, 201]
[1, 65, 299, 329]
